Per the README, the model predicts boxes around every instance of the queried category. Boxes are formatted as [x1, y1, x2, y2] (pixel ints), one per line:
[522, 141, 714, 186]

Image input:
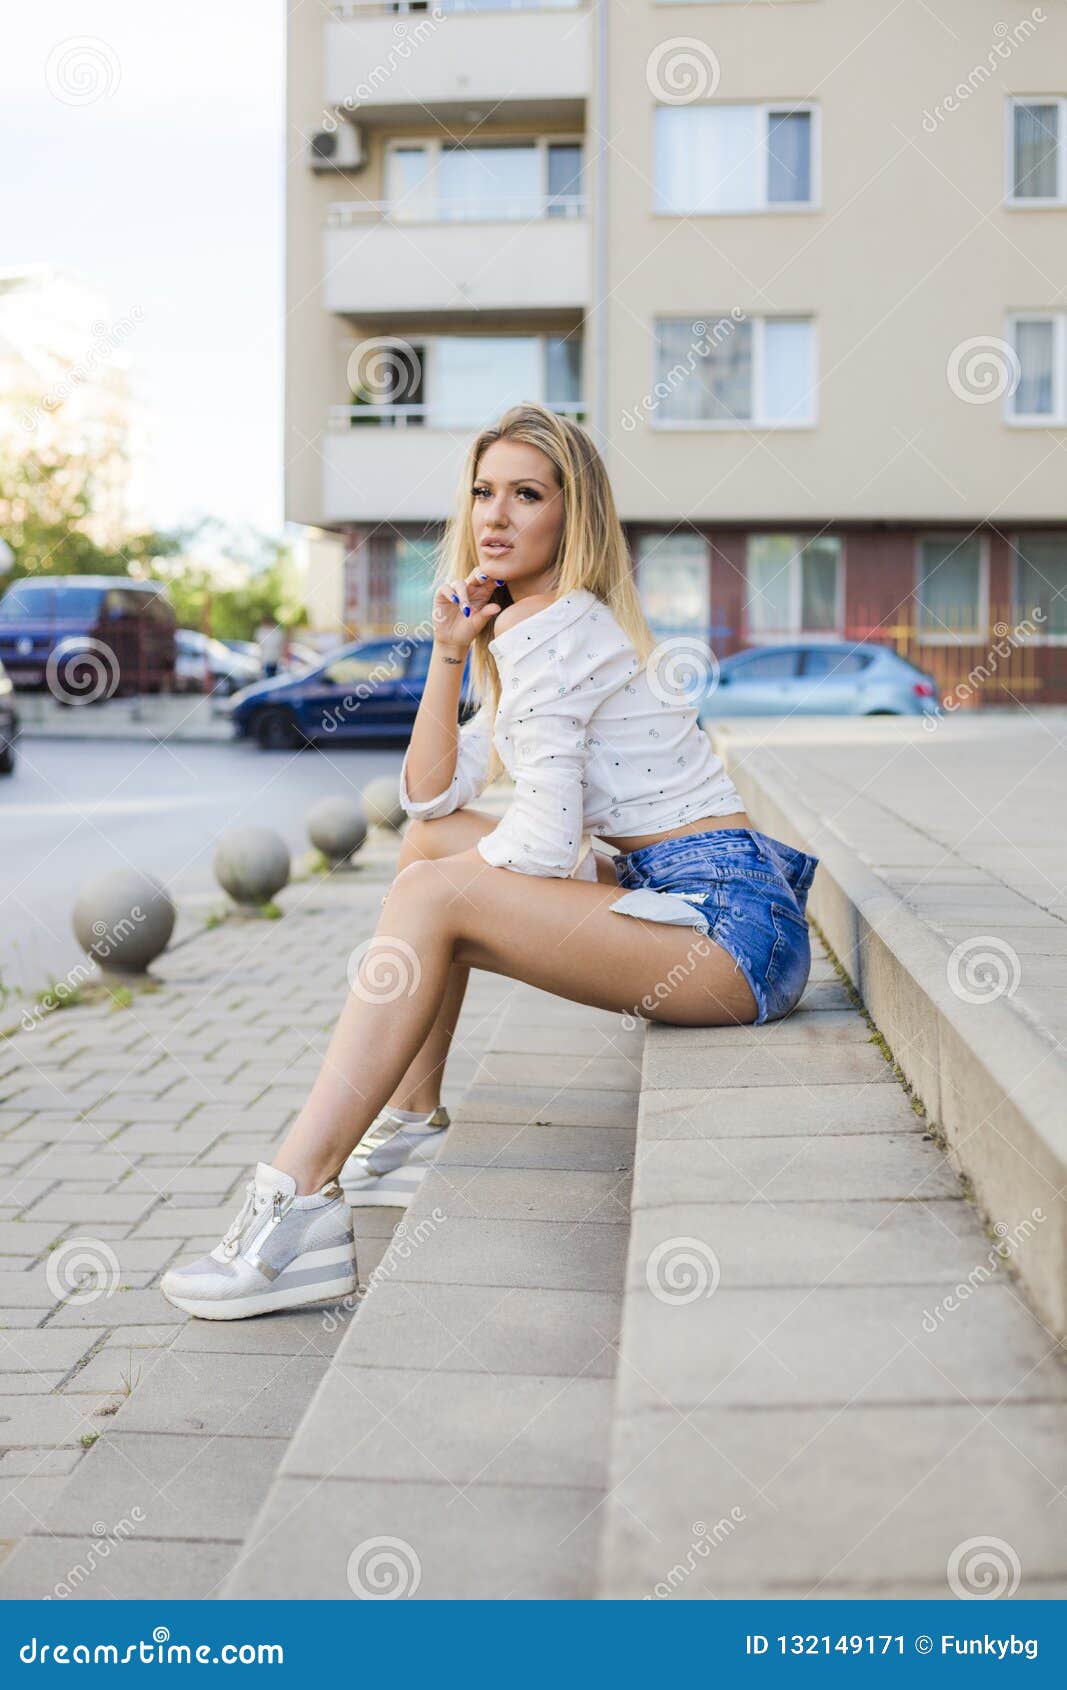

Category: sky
[0, 0, 286, 540]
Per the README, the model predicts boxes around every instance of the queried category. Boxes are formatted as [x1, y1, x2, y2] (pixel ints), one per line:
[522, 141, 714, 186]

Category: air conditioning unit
[309, 122, 365, 173]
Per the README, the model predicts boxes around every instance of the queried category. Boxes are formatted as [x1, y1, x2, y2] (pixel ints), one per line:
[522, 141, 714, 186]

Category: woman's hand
[431, 565, 505, 655]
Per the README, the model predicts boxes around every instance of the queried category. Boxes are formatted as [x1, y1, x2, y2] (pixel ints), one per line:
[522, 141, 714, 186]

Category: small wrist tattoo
[440, 654, 464, 665]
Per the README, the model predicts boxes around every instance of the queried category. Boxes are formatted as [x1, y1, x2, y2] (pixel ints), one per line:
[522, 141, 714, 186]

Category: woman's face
[470, 438, 565, 593]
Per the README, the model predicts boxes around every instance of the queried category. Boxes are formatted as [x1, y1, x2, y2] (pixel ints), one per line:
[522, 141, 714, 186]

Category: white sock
[386, 1106, 438, 1125]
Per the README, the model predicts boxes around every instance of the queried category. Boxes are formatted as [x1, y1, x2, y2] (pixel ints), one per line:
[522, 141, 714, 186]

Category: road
[0, 735, 403, 998]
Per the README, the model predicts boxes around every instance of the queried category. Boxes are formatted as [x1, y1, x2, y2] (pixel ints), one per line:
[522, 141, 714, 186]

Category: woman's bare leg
[274, 844, 756, 1193]
[384, 810, 505, 1112]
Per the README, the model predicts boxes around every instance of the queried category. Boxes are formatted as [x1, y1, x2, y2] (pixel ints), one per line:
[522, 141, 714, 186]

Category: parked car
[228, 636, 474, 750]
[0, 577, 176, 696]
[174, 629, 262, 696]
[697, 641, 941, 720]
[0, 658, 19, 774]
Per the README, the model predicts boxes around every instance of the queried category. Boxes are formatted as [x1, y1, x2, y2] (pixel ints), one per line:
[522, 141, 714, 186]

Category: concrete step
[710, 724, 1067, 1340]
[220, 987, 642, 1601]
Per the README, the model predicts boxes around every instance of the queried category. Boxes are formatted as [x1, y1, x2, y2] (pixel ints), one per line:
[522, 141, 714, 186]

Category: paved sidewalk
[17, 692, 232, 744]
[0, 831, 500, 1596]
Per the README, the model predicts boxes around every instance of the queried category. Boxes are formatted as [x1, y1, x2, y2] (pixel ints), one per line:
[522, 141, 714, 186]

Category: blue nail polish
[463, 606, 470, 617]
[496, 579, 505, 585]
[451, 594, 459, 602]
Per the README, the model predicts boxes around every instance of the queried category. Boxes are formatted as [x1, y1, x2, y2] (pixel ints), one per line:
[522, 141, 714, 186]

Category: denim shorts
[610, 827, 821, 1025]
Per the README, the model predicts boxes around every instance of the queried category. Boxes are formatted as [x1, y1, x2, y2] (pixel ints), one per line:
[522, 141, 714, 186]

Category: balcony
[322, 400, 583, 523]
[324, 1, 590, 126]
[323, 197, 588, 315]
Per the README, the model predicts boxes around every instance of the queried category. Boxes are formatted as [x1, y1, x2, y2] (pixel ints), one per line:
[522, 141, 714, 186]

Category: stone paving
[0, 829, 499, 1596]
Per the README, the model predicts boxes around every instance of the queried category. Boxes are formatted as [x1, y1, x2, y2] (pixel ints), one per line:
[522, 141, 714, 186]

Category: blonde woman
[161, 403, 818, 1320]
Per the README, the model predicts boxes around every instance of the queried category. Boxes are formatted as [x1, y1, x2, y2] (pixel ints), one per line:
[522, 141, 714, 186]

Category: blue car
[697, 641, 941, 720]
[228, 636, 475, 750]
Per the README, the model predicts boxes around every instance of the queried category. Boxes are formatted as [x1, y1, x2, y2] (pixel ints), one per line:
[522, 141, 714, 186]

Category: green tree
[0, 444, 178, 580]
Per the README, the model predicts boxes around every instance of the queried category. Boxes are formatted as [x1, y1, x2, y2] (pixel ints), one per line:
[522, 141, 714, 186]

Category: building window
[393, 537, 439, 627]
[653, 316, 816, 427]
[343, 333, 582, 429]
[1007, 97, 1065, 204]
[1012, 534, 1067, 637]
[654, 104, 817, 213]
[746, 535, 841, 638]
[1007, 314, 1067, 422]
[383, 137, 584, 222]
[916, 535, 985, 638]
[635, 531, 711, 639]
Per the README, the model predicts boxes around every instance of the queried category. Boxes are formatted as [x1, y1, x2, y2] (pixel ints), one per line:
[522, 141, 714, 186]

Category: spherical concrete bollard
[213, 827, 291, 907]
[308, 796, 367, 865]
[363, 776, 406, 831]
[72, 868, 176, 976]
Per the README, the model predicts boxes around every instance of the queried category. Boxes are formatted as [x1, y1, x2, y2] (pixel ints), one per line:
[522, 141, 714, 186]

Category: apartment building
[286, 0, 1067, 701]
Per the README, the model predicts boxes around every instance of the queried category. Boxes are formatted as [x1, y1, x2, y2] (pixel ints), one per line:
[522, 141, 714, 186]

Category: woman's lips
[480, 540, 513, 552]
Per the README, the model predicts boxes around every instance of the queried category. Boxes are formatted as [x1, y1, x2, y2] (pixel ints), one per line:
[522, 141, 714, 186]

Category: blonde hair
[433, 401, 656, 782]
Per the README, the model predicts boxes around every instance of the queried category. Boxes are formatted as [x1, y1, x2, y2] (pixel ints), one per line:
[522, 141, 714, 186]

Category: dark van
[0, 577, 177, 697]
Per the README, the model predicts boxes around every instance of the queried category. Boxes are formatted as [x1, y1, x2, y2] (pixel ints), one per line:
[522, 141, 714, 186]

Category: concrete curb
[712, 730, 1067, 1338]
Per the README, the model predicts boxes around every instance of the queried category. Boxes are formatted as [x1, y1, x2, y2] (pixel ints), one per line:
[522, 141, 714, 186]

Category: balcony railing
[327, 194, 585, 227]
[332, 2, 582, 16]
[327, 399, 585, 429]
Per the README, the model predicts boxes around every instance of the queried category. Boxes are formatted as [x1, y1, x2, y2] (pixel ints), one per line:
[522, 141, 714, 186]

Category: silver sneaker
[340, 1105, 451, 1208]
[160, 1162, 358, 1320]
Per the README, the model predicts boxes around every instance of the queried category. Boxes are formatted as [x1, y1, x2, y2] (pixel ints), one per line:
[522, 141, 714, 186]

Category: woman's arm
[476, 607, 639, 878]
[399, 566, 501, 814]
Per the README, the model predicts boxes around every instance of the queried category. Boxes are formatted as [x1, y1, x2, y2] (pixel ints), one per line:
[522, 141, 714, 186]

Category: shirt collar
[487, 586, 598, 663]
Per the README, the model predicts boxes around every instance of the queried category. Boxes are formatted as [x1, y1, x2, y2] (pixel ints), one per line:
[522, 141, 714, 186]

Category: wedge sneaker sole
[160, 1249, 358, 1321]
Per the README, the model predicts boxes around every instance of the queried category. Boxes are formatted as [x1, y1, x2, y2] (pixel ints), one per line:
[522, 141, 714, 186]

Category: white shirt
[398, 586, 745, 879]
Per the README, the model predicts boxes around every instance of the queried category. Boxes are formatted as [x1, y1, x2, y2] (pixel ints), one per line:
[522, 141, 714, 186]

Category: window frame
[1005, 311, 1067, 425]
[381, 132, 586, 222]
[653, 101, 821, 216]
[1005, 95, 1066, 208]
[913, 532, 990, 645]
[1010, 531, 1067, 644]
[743, 533, 843, 641]
[650, 315, 818, 431]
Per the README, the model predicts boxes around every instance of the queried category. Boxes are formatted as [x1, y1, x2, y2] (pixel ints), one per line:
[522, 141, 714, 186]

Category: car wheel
[254, 707, 303, 750]
[0, 742, 14, 775]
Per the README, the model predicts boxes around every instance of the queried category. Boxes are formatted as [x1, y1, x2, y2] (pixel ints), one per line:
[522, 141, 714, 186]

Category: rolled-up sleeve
[476, 625, 637, 878]
[398, 706, 493, 821]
